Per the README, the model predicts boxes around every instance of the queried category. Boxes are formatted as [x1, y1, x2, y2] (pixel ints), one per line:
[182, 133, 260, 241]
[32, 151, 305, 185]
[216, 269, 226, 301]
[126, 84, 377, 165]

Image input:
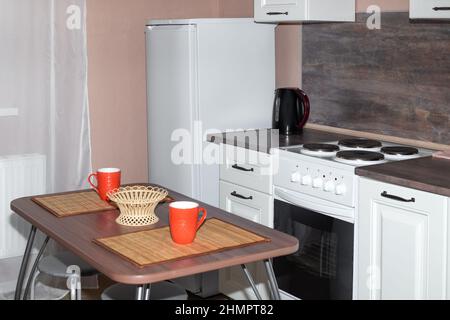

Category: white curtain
[0, 0, 91, 192]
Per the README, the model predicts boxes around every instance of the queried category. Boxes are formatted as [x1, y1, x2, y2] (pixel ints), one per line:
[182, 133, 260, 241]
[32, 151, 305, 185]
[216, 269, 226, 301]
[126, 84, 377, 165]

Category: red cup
[88, 168, 121, 201]
[169, 201, 207, 245]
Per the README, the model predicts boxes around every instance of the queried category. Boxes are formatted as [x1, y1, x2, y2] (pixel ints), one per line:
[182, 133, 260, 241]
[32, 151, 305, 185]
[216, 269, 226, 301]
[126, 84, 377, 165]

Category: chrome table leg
[135, 285, 145, 300]
[23, 236, 50, 300]
[144, 284, 152, 300]
[241, 264, 262, 300]
[264, 259, 281, 300]
[14, 226, 37, 300]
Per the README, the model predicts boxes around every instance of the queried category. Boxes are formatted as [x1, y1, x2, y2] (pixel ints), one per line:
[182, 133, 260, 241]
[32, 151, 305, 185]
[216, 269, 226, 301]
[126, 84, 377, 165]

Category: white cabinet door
[358, 178, 447, 300]
[254, 0, 355, 23]
[219, 181, 272, 300]
[410, 0, 450, 19]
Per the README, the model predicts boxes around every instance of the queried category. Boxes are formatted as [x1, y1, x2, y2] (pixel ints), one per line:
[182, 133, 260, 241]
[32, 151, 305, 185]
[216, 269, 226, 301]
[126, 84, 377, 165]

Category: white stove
[270, 138, 433, 300]
[271, 138, 433, 222]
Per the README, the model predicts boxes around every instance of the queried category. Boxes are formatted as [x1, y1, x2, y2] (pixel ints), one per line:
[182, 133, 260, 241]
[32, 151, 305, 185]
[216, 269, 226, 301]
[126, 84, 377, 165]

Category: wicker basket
[107, 186, 168, 227]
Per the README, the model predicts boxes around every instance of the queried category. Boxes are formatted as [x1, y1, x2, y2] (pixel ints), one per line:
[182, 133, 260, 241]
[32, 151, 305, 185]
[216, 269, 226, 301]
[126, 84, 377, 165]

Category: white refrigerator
[146, 18, 275, 208]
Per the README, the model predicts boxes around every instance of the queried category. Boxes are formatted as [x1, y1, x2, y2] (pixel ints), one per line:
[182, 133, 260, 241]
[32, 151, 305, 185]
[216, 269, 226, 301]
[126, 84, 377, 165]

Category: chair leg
[29, 270, 40, 300]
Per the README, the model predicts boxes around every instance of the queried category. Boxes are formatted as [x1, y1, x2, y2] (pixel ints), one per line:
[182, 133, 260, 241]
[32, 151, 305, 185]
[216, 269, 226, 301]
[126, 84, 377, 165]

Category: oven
[273, 187, 354, 300]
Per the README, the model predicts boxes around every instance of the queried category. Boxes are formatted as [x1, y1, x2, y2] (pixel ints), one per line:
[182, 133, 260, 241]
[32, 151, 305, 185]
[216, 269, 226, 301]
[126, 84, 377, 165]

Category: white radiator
[0, 154, 46, 259]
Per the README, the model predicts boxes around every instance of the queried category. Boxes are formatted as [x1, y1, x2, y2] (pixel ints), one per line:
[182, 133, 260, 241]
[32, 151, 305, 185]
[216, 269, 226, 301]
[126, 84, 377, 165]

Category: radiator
[0, 154, 46, 259]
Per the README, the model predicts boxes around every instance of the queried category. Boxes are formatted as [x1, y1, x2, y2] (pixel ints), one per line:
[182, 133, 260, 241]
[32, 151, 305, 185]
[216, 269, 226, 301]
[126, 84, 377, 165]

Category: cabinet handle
[381, 191, 415, 203]
[232, 164, 254, 172]
[231, 191, 253, 200]
[433, 7, 450, 11]
[267, 12, 289, 16]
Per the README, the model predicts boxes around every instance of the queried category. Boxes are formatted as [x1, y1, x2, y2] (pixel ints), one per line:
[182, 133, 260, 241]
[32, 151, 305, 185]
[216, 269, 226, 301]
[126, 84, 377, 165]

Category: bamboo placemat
[94, 218, 270, 268]
[32, 191, 116, 218]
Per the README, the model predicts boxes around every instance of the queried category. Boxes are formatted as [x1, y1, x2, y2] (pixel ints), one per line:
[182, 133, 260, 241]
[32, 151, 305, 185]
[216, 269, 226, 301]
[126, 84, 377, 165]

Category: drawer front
[360, 178, 446, 213]
[220, 180, 273, 227]
[255, 0, 307, 22]
[410, 0, 450, 19]
[220, 144, 273, 195]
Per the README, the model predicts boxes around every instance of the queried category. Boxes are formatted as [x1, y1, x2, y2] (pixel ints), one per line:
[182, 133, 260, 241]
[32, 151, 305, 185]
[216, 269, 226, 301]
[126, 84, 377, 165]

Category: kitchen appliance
[273, 88, 310, 135]
[146, 18, 275, 297]
[271, 138, 433, 300]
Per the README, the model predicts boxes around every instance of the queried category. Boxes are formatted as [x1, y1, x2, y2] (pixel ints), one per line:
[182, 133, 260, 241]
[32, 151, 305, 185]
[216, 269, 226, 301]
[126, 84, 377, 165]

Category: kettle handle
[295, 89, 310, 129]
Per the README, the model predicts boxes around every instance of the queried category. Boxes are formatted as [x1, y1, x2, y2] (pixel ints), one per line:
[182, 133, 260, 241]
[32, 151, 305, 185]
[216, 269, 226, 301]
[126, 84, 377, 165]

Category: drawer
[220, 181, 273, 227]
[410, 0, 450, 19]
[359, 178, 446, 213]
[220, 144, 273, 195]
[255, 0, 307, 23]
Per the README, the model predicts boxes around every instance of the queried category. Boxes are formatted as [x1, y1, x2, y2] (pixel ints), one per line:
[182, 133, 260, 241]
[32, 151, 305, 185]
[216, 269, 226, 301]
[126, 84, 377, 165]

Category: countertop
[208, 128, 450, 198]
[207, 128, 354, 153]
[356, 157, 450, 198]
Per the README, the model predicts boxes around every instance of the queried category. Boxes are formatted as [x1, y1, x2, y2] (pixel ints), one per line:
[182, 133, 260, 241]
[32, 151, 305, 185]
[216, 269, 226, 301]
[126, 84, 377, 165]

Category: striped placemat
[32, 191, 116, 218]
[94, 218, 270, 268]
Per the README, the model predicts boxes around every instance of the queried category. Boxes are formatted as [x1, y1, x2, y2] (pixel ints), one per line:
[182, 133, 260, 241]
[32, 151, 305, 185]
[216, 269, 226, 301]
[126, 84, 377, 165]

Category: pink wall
[87, 0, 225, 184]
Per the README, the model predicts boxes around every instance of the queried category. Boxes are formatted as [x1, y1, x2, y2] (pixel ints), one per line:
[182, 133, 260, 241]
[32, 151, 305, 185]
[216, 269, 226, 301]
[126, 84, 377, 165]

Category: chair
[27, 251, 98, 300]
[101, 281, 188, 300]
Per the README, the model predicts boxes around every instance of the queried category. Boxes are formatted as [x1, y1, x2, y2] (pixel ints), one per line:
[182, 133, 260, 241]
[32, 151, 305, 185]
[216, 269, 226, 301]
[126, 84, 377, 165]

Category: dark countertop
[208, 128, 450, 198]
[207, 128, 354, 153]
[356, 157, 450, 198]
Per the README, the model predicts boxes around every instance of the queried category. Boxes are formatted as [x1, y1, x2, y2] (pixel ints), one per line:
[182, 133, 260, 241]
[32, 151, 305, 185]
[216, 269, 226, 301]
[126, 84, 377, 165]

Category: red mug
[88, 168, 121, 201]
[169, 201, 207, 245]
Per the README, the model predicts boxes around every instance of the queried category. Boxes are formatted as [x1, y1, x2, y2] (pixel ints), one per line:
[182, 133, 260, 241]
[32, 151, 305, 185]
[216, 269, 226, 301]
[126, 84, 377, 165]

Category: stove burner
[381, 146, 419, 156]
[336, 150, 385, 162]
[338, 139, 382, 149]
[303, 144, 340, 152]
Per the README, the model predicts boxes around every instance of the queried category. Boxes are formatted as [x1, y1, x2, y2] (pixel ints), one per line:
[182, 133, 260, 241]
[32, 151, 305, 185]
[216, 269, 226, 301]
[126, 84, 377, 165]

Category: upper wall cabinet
[410, 0, 450, 20]
[254, 0, 355, 23]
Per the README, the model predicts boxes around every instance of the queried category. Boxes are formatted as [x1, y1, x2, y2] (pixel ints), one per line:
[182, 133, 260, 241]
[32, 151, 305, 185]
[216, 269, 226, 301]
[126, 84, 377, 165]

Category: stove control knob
[290, 172, 301, 183]
[301, 175, 312, 186]
[324, 181, 336, 192]
[335, 183, 347, 195]
[313, 177, 324, 189]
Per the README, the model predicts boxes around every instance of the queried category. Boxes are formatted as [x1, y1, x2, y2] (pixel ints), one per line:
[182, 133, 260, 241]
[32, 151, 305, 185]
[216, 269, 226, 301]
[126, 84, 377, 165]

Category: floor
[80, 275, 229, 300]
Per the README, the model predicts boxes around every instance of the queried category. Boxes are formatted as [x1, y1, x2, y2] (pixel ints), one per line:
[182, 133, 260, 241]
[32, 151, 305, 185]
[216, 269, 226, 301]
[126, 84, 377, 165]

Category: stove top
[338, 138, 382, 150]
[282, 139, 433, 167]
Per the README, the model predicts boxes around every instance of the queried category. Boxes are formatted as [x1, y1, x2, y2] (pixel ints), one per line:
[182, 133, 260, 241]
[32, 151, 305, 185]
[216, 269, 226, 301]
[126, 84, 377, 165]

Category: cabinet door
[219, 181, 273, 300]
[255, 0, 307, 22]
[358, 178, 447, 300]
[410, 0, 450, 19]
[254, 0, 355, 22]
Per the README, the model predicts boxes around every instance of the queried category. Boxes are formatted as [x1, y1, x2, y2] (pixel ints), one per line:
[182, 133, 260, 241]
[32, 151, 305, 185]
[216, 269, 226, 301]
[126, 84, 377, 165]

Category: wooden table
[11, 186, 298, 300]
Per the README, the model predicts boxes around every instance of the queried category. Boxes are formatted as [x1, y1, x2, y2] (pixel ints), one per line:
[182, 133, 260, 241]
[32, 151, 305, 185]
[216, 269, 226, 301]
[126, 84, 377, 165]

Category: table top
[11, 186, 298, 285]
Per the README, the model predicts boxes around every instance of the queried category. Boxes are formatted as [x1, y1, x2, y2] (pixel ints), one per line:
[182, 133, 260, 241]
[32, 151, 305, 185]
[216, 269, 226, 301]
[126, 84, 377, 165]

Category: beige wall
[87, 0, 229, 184]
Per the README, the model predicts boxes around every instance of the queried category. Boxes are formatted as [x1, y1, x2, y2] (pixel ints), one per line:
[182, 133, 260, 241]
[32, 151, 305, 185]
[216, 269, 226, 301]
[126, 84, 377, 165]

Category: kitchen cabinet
[358, 178, 448, 300]
[219, 144, 273, 300]
[254, 0, 355, 23]
[410, 0, 450, 20]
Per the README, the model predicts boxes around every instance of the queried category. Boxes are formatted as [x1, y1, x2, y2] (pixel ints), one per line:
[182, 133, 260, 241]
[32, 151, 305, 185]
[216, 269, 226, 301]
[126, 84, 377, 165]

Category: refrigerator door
[196, 22, 276, 207]
[146, 25, 199, 199]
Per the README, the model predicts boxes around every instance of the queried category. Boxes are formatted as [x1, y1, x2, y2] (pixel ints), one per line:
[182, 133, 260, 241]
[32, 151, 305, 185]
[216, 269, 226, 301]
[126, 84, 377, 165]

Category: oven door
[273, 187, 354, 300]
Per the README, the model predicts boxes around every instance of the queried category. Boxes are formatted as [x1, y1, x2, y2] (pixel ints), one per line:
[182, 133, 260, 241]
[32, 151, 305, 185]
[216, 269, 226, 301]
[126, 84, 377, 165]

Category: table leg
[135, 285, 145, 300]
[23, 236, 50, 300]
[264, 259, 281, 300]
[14, 226, 37, 300]
[144, 284, 152, 300]
[241, 264, 262, 300]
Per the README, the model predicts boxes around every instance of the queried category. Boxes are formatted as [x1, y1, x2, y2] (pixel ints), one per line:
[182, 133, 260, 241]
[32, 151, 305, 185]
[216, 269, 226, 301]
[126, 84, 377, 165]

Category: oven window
[273, 200, 354, 300]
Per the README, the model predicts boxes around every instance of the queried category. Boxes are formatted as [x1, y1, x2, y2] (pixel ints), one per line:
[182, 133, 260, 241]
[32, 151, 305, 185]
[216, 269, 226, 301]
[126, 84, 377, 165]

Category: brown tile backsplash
[303, 13, 450, 145]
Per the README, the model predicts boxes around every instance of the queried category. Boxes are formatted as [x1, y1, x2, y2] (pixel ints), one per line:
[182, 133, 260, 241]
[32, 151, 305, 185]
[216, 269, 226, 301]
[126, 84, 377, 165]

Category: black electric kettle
[273, 88, 310, 135]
